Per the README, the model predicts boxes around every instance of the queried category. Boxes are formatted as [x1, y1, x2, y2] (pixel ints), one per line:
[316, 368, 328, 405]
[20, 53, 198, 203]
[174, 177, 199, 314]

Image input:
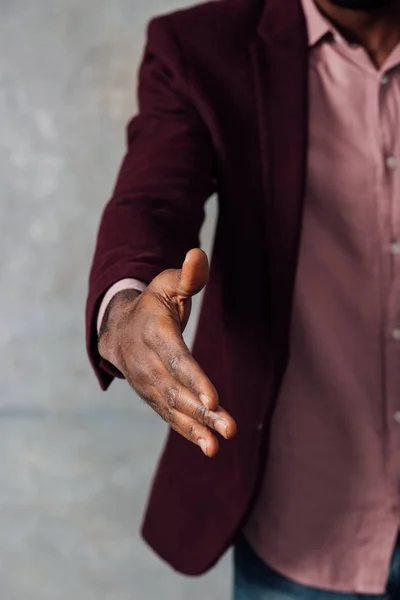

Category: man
[86, 0, 400, 597]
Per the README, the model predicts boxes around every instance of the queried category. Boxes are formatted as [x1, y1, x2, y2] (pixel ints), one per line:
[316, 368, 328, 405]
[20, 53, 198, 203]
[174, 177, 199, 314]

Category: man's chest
[305, 43, 400, 271]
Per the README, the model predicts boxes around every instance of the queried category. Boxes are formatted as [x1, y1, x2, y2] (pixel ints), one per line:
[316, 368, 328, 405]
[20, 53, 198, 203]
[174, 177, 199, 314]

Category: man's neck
[314, 0, 400, 67]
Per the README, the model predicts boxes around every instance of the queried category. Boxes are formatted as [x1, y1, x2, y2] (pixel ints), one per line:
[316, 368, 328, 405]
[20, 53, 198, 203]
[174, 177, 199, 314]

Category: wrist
[98, 288, 142, 361]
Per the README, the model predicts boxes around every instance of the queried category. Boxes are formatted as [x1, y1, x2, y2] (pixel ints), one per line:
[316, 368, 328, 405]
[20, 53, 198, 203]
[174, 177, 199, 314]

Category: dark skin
[99, 1, 400, 458]
[315, 0, 400, 68]
[99, 249, 237, 458]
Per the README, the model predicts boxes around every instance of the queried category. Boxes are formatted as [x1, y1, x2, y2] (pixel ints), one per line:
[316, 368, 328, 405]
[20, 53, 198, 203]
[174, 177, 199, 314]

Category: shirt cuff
[97, 278, 148, 335]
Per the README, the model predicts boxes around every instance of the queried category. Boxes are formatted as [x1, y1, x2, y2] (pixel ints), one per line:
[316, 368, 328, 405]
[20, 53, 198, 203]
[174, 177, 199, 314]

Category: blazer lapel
[250, 0, 309, 352]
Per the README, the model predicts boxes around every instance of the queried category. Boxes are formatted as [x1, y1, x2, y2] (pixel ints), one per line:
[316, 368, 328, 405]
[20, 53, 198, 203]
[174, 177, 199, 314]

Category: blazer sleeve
[85, 15, 217, 391]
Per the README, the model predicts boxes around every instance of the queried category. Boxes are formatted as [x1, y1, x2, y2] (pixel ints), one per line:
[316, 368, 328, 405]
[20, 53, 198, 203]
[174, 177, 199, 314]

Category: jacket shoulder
[150, 0, 263, 46]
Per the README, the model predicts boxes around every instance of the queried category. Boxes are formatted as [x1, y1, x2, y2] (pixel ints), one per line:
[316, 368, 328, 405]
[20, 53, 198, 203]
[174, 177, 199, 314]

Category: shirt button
[390, 242, 400, 256]
[394, 412, 400, 424]
[381, 74, 390, 86]
[257, 423, 263, 431]
[386, 156, 397, 170]
[392, 328, 400, 341]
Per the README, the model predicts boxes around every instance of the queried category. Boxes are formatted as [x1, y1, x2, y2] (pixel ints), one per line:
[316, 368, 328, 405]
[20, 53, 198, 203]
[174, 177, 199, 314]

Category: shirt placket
[379, 68, 400, 494]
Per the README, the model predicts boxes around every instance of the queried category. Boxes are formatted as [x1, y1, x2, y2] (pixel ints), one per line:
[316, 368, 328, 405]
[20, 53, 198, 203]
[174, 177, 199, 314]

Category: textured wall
[0, 0, 228, 597]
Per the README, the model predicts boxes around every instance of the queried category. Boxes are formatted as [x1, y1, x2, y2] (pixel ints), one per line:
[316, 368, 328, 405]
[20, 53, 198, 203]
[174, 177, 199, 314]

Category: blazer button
[257, 423, 263, 431]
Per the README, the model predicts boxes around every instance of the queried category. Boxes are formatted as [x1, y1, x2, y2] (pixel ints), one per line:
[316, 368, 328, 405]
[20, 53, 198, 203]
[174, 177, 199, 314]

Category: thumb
[177, 248, 209, 298]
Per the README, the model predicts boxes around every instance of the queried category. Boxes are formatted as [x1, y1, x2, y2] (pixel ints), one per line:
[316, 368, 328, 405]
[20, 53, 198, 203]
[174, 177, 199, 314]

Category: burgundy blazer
[86, 0, 309, 576]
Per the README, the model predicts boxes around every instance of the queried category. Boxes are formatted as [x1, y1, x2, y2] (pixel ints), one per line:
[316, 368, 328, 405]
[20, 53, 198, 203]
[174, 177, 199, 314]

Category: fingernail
[198, 438, 208, 455]
[184, 251, 191, 264]
[216, 419, 229, 439]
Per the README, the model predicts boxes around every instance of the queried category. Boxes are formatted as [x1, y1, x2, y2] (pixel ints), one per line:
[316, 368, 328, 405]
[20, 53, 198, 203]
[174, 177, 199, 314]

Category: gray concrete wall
[0, 0, 230, 597]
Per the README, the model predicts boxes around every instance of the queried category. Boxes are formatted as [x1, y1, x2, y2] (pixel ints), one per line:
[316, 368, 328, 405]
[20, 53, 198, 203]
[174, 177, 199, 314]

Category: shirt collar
[301, 0, 334, 47]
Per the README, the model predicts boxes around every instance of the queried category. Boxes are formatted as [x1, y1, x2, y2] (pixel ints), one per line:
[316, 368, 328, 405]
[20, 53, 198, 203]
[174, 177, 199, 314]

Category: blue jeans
[233, 533, 400, 600]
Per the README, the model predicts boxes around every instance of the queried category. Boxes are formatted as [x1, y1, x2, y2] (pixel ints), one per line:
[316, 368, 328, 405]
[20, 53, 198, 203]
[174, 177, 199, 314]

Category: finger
[178, 248, 210, 298]
[148, 316, 219, 410]
[139, 384, 219, 457]
[154, 248, 209, 300]
[170, 411, 220, 458]
[155, 373, 235, 439]
[138, 354, 232, 439]
[158, 364, 237, 439]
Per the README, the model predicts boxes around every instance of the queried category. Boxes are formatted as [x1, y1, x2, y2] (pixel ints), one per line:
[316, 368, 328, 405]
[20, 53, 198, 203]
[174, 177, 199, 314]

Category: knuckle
[165, 386, 179, 408]
[139, 392, 162, 417]
[164, 406, 175, 424]
[187, 424, 197, 442]
[124, 348, 146, 376]
[185, 373, 198, 393]
[147, 367, 163, 388]
[156, 268, 178, 288]
[194, 403, 208, 425]
[145, 395, 158, 412]
[142, 321, 157, 345]
[168, 353, 183, 376]
[127, 357, 143, 381]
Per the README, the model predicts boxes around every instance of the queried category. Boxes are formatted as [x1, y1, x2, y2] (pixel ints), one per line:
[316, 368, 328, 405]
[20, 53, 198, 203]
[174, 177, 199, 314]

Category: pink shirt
[98, 0, 400, 592]
[244, 0, 400, 593]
